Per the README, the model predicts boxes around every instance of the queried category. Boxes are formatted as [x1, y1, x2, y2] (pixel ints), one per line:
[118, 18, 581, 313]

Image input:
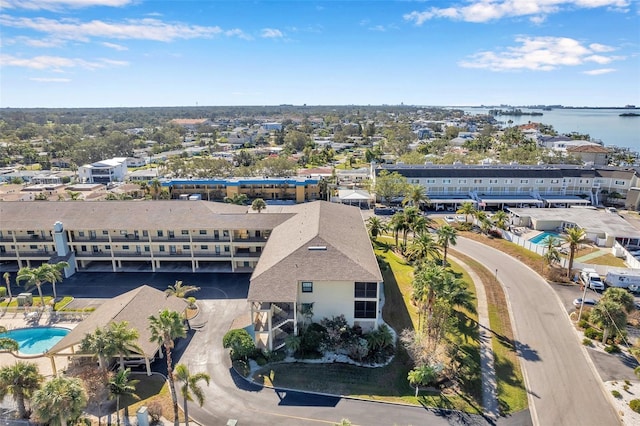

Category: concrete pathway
[575, 248, 610, 263]
[451, 255, 500, 420]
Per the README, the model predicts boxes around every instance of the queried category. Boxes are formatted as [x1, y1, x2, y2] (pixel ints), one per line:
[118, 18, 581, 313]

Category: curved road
[454, 237, 619, 426]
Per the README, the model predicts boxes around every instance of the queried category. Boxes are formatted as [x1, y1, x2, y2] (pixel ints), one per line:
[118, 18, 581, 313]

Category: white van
[581, 268, 605, 291]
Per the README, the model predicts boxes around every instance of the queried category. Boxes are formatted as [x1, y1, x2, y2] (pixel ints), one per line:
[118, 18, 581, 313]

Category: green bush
[605, 344, 621, 354]
[578, 319, 589, 329]
[582, 338, 593, 346]
[254, 354, 268, 366]
[629, 399, 640, 413]
[232, 359, 250, 377]
[222, 329, 256, 361]
[0, 287, 6, 298]
[612, 390, 622, 399]
[584, 328, 602, 341]
[635, 366, 640, 379]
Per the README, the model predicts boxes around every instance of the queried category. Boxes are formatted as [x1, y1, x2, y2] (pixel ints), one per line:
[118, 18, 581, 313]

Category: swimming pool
[529, 231, 562, 245]
[0, 327, 69, 355]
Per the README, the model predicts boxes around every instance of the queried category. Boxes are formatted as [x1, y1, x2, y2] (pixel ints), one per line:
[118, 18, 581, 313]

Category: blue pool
[529, 231, 562, 245]
[0, 327, 69, 355]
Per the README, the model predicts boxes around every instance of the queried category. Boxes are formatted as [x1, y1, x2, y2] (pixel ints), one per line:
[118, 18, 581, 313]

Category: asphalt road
[453, 237, 620, 426]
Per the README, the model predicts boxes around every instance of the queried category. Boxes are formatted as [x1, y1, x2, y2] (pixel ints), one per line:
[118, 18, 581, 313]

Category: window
[536, 179, 544, 184]
[224, 246, 230, 252]
[27, 230, 35, 235]
[144, 246, 150, 252]
[102, 230, 109, 235]
[354, 301, 377, 319]
[520, 179, 529, 184]
[78, 231, 85, 237]
[29, 245, 37, 249]
[615, 180, 625, 185]
[200, 245, 208, 250]
[123, 245, 129, 250]
[199, 230, 207, 235]
[550, 179, 559, 184]
[181, 230, 189, 235]
[142, 230, 148, 237]
[458, 179, 467, 184]
[301, 281, 313, 293]
[81, 245, 87, 251]
[159, 246, 165, 252]
[223, 230, 229, 237]
[157, 230, 163, 237]
[355, 282, 377, 298]
[105, 245, 111, 250]
[183, 245, 190, 250]
[443, 179, 451, 184]
[473, 179, 482, 184]
[505, 179, 513, 184]
[489, 179, 498, 184]
[411, 179, 419, 184]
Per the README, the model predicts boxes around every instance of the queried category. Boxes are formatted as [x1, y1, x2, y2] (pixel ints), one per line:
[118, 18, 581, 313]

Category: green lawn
[0, 296, 73, 310]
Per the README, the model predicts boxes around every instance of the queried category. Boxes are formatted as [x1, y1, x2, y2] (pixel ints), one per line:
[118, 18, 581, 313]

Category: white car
[456, 215, 466, 222]
[573, 298, 597, 308]
[444, 216, 456, 223]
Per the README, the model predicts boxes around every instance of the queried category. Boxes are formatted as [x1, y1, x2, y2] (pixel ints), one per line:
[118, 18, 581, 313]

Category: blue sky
[1, 0, 638, 108]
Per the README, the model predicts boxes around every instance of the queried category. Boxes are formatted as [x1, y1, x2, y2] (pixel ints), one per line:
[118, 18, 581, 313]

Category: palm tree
[564, 227, 586, 278]
[251, 198, 267, 213]
[150, 178, 162, 200]
[542, 236, 561, 266]
[436, 225, 457, 265]
[16, 265, 48, 309]
[174, 364, 211, 426]
[44, 261, 69, 300]
[165, 280, 200, 299]
[456, 202, 476, 223]
[366, 216, 387, 241]
[412, 262, 446, 332]
[407, 364, 437, 397]
[403, 184, 429, 208]
[601, 287, 635, 313]
[109, 368, 139, 426]
[406, 232, 440, 265]
[589, 299, 627, 344]
[492, 210, 509, 230]
[148, 309, 187, 426]
[2, 272, 13, 301]
[32, 376, 87, 426]
[108, 321, 142, 371]
[0, 361, 44, 419]
[389, 211, 407, 248]
[80, 326, 117, 369]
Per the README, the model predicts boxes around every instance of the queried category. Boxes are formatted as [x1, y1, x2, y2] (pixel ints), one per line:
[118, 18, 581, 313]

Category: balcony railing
[15, 235, 53, 242]
[72, 236, 110, 242]
[233, 251, 261, 258]
[18, 251, 52, 258]
[191, 236, 230, 242]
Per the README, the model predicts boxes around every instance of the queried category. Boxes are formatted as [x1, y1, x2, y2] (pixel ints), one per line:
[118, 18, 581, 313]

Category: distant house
[567, 144, 610, 166]
[170, 118, 211, 131]
[261, 122, 283, 131]
[78, 157, 128, 184]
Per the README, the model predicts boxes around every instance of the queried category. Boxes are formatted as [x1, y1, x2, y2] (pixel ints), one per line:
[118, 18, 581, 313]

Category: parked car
[573, 298, 597, 308]
[456, 215, 466, 222]
[444, 216, 456, 223]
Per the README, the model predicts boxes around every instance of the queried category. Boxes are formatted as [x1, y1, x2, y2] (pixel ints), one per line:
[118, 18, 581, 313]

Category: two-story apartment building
[375, 164, 639, 210]
[162, 177, 320, 204]
[78, 157, 128, 184]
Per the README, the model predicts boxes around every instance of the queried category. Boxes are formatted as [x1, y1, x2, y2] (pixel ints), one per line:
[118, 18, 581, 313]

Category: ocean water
[462, 107, 640, 152]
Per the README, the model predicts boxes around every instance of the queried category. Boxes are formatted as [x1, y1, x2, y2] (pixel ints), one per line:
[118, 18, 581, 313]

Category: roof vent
[308, 246, 327, 251]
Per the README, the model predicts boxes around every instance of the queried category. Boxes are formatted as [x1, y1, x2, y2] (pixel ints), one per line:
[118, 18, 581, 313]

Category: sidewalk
[450, 255, 499, 420]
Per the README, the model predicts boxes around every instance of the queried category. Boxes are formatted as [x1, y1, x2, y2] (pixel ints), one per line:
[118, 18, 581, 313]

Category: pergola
[337, 189, 372, 208]
[46, 285, 187, 376]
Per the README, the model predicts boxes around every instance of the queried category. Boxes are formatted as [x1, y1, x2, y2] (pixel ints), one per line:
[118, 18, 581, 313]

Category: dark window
[123, 245, 129, 250]
[200, 245, 208, 250]
[29, 245, 37, 249]
[181, 230, 189, 235]
[354, 301, 377, 319]
[199, 230, 207, 235]
[183, 245, 190, 250]
[301, 281, 313, 293]
[355, 282, 377, 298]
[157, 230, 163, 237]
[102, 230, 109, 235]
[159, 246, 165, 252]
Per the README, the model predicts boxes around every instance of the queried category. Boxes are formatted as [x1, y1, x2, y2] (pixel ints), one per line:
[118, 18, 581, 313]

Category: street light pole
[577, 275, 589, 321]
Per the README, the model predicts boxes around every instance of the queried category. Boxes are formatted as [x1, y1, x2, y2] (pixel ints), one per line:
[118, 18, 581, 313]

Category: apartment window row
[421, 178, 575, 185]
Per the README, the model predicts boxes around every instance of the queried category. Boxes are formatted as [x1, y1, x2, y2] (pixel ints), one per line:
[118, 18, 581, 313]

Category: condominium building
[78, 157, 128, 184]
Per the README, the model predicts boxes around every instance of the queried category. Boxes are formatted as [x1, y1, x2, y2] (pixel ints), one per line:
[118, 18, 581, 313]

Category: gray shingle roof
[248, 201, 382, 302]
[47, 285, 188, 357]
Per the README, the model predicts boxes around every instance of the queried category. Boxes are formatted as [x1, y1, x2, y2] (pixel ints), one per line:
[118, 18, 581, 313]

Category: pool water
[0, 327, 69, 355]
[529, 231, 562, 245]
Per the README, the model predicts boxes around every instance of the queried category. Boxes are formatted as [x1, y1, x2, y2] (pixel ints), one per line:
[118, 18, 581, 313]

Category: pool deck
[0, 309, 80, 377]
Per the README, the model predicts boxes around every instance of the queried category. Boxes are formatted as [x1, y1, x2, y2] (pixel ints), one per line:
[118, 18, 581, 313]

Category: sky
[0, 0, 639, 108]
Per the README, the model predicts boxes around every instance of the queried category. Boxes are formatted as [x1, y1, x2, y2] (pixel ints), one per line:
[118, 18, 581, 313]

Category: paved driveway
[453, 237, 620, 426]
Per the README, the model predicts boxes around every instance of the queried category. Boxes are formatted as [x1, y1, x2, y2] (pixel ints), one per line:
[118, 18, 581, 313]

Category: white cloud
[0, 0, 132, 11]
[1, 53, 128, 71]
[583, 68, 616, 75]
[459, 36, 621, 71]
[101, 41, 127, 51]
[404, 0, 629, 25]
[29, 77, 71, 82]
[0, 15, 248, 42]
[261, 28, 283, 38]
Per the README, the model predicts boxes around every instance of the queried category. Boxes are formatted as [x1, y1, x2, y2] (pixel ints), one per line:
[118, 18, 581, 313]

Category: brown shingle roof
[48, 285, 188, 357]
[248, 201, 382, 302]
[567, 145, 610, 153]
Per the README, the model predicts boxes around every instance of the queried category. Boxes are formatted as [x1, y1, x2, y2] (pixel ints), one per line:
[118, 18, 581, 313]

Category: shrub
[582, 338, 593, 346]
[584, 328, 602, 341]
[625, 379, 631, 386]
[635, 366, 640, 379]
[222, 329, 256, 361]
[612, 390, 622, 398]
[300, 327, 325, 356]
[629, 399, 640, 413]
[147, 401, 163, 423]
[605, 344, 621, 354]
[578, 319, 589, 329]
[232, 359, 250, 377]
[624, 384, 630, 392]
[488, 229, 502, 238]
[254, 354, 268, 366]
[0, 287, 6, 298]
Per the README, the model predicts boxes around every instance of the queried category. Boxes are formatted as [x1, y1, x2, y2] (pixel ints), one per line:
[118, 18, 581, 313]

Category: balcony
[233, 250, 261, 258]
[0, 252, 17, 259]
[72, 236, 110, 242]
[151, 236, 191, 242]
[191, 251, 230, 258]
[191, 235, 230, 242]
[0, 237, 14, 242]
[153, 252, 192, 258]
[111, 235, 145, 242]
[232, 236, 268, 242]
[76, 251, 113, 257]
[18, 251, 52, 258]
[15, 235, 53, 242]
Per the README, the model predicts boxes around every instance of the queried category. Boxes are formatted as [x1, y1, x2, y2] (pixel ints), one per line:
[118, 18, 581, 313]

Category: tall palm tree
[32, 376, 87, 426]
[492, 210, 509, 230]
[108, 321, 142, 371]
[43, 261, 69, 300]
[406, 232, 440, 265]
[109, 368, 139, 426]
[402, 206, 421, 245]
[174, 364, 211, 426]
[542, 236, 561, 266]
[16, 265, 49, 309]
[403, 184, 430, 208]
[0, 361, 44, 419]
[80, 326, 117, 369]
[148, 309, 187, 426]
[456, 202, 476, 223]
[2, 272, 13, 301]
[589, 300, 627, 344]
[412, 262, 447, 332]
[165, 280, 200, 299]
[564, 227, 586, 278]
[150, 178, 162, 200]
[366, 216, 387, 241]
[389, 211, 407, 248]
[436, 225, 457, 265]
